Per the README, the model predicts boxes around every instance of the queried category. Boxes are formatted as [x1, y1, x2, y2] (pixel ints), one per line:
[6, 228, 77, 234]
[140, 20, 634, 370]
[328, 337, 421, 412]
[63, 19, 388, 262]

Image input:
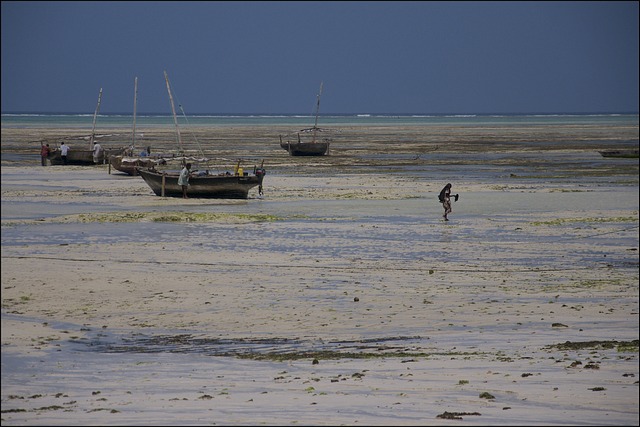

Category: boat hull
[49, 147, 125, 165]
[280, 141, 330, 156]
[137, 168, 264, 199]
[49, 149, 100, 165]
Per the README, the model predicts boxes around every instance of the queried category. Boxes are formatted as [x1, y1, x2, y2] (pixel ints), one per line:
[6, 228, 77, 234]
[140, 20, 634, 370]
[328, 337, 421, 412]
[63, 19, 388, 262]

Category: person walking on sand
[93, 141, 103, 164]
[60, 142, 69, 165]
[40, 143, 50, 166]
[439, 183, 452, 221]
[178, 163, 192, 199]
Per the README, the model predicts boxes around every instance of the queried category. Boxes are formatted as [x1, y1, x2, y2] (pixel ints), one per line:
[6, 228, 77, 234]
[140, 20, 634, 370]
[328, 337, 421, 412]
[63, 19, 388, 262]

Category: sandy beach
[1, 123, 639, 425]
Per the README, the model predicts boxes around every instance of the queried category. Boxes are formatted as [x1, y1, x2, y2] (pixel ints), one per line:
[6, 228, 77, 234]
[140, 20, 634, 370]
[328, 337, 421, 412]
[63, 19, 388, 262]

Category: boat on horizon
[279, 82, 332, 156]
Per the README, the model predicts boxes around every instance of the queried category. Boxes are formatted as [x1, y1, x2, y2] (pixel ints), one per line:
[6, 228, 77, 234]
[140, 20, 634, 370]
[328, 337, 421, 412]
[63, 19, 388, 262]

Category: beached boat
[136, 71, 266, 199]
[50, 88, 122, 165]
[280, 131, 330, 156]
[598, 149, 639, 158]
[280, 82, 331, 156]
[137, 166, 265, 199]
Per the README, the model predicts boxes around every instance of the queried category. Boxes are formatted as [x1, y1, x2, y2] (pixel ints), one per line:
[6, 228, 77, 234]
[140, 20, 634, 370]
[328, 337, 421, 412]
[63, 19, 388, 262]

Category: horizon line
[2, 111, 638, 117]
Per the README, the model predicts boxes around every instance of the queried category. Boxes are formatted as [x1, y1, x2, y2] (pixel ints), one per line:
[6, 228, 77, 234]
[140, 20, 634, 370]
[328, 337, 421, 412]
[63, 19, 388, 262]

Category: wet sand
[1, 124, 639, 425]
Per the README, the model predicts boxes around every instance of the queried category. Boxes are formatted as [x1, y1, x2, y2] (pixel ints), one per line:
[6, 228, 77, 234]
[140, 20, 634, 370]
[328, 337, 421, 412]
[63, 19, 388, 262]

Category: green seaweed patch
[70, 212, 283, 224]
[87, 408, 120, 413]
[234, 350, 484, 362]
[545, 339, 639, 352]
[1, 405, 68, 413]
[530, 216, 638, 226]
[1, 408, 28, 413]
[437, 411, 481, 420]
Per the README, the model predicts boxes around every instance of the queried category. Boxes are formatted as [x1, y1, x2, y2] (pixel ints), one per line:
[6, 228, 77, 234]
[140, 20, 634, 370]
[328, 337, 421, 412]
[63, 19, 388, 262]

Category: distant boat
[279, 132, 330, 156]
[50, 88, 122, 165]
[136, 71, 266, 199]
[280, 82, 331, 156]
[598, 149, 639, 158]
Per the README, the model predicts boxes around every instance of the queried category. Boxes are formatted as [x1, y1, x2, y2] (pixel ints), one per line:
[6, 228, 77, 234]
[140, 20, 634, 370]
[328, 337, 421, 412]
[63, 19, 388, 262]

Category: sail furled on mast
[132, 77, 138, 149]
[164, 71, 183, 152]
[312, 81, 323, 143]
[90, 88, 103, 148]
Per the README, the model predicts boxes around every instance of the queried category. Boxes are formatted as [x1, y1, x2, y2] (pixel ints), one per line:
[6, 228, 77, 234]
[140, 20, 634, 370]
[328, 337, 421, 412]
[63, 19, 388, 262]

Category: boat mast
[132, 77, 138, 150]
[90, 88, 103, 149]
[164, 71, 182, 152]
[312, 81, 323, 143]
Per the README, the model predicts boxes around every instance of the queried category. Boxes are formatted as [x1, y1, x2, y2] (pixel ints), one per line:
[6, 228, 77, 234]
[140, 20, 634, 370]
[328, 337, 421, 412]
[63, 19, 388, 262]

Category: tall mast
[312, 81, 323, 143]
[90, 88, 103, 148]
[132, 77, 138, 149]
[164, 71, 182, 151]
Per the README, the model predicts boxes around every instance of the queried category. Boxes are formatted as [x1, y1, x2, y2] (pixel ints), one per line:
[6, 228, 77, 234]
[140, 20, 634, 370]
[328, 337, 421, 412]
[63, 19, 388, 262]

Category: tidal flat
[2, 123, 638, 425]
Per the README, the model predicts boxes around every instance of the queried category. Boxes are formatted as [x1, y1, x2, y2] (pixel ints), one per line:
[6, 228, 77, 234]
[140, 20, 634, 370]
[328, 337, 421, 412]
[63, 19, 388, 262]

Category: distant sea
[1, 113, 638, 128]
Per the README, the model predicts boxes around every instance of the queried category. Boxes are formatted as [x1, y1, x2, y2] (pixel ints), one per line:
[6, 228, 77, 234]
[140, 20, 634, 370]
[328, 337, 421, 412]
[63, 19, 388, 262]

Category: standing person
[439, 183, 452, 221]
[93, 142, 103, 164]
[40, 143, 50, 166]
[60, 142, 69, 165]
[178, 163, 191, 199]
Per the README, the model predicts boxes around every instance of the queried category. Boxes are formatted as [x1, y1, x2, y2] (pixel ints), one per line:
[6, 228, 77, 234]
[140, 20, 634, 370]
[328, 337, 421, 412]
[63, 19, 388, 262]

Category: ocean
[1, 112, 638, 128]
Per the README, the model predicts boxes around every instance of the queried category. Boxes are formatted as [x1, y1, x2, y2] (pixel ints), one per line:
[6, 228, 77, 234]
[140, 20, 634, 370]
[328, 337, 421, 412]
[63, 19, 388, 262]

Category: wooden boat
[50, 88, 119, 165]
[280, 132, 330, 156]
[137, 166, 265, 199]
[49, 141, 123, 165]
[598, 149, 639, 158]
[136, 71, 266, 199]
[279, 82, 331, 156]
[49, 144, 99, 165]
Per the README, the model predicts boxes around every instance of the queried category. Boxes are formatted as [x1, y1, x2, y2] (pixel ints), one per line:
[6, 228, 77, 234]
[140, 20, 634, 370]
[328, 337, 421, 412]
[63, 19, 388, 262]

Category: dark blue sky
[2, 1, 638, 115]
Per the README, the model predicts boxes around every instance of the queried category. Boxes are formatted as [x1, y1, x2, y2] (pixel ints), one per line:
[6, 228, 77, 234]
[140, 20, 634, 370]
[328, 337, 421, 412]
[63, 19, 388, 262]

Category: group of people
[39, 141, 103, 166]
[39, 142, 70, 165]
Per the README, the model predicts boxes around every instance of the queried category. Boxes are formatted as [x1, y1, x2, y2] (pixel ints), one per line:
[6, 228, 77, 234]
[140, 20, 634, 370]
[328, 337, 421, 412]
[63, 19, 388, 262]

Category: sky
[1, 1, 638, 115]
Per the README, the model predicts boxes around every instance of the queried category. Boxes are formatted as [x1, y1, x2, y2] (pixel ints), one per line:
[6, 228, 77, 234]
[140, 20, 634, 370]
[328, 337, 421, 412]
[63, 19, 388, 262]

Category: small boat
[137, 164, 266, 199]
[280, 139, 330, 156]
[280, 82, 331, 156]
[50, 88, 122, 165]
[49, 142, 101, 165]
[598, 149, 639, 158]
[136, 71, 266, 199]
[280, 131, 330, 156]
